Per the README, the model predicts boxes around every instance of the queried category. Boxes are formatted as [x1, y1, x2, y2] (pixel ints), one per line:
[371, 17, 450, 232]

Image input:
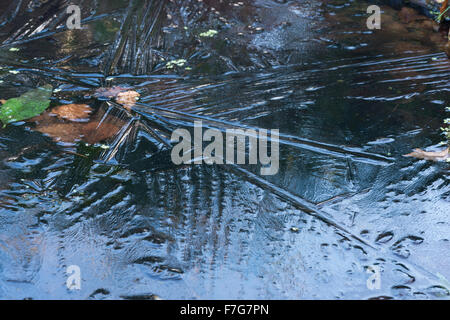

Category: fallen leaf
[0, 99, 6, 105]
[115, 90, 140, 110]
[94, 86, 127, 99]
[403, 147, 449, 161]
[0, 85, 52, 126]
[50, 104, 92, 122]
[34, 122, 84, 143]
[166, 59, 187, 69]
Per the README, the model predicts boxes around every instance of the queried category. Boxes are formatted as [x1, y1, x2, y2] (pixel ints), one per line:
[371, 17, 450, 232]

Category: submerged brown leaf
[50, 104, 92, 122]
[94, 86, 140, 110]
[35, 121, 122, 144]
[403, 147, 449, 161]
[32, 107, 125, 144]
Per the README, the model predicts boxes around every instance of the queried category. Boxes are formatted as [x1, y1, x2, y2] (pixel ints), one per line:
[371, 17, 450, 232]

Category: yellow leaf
[94, 86, 127, 98]
[94, 86, 140, 110]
